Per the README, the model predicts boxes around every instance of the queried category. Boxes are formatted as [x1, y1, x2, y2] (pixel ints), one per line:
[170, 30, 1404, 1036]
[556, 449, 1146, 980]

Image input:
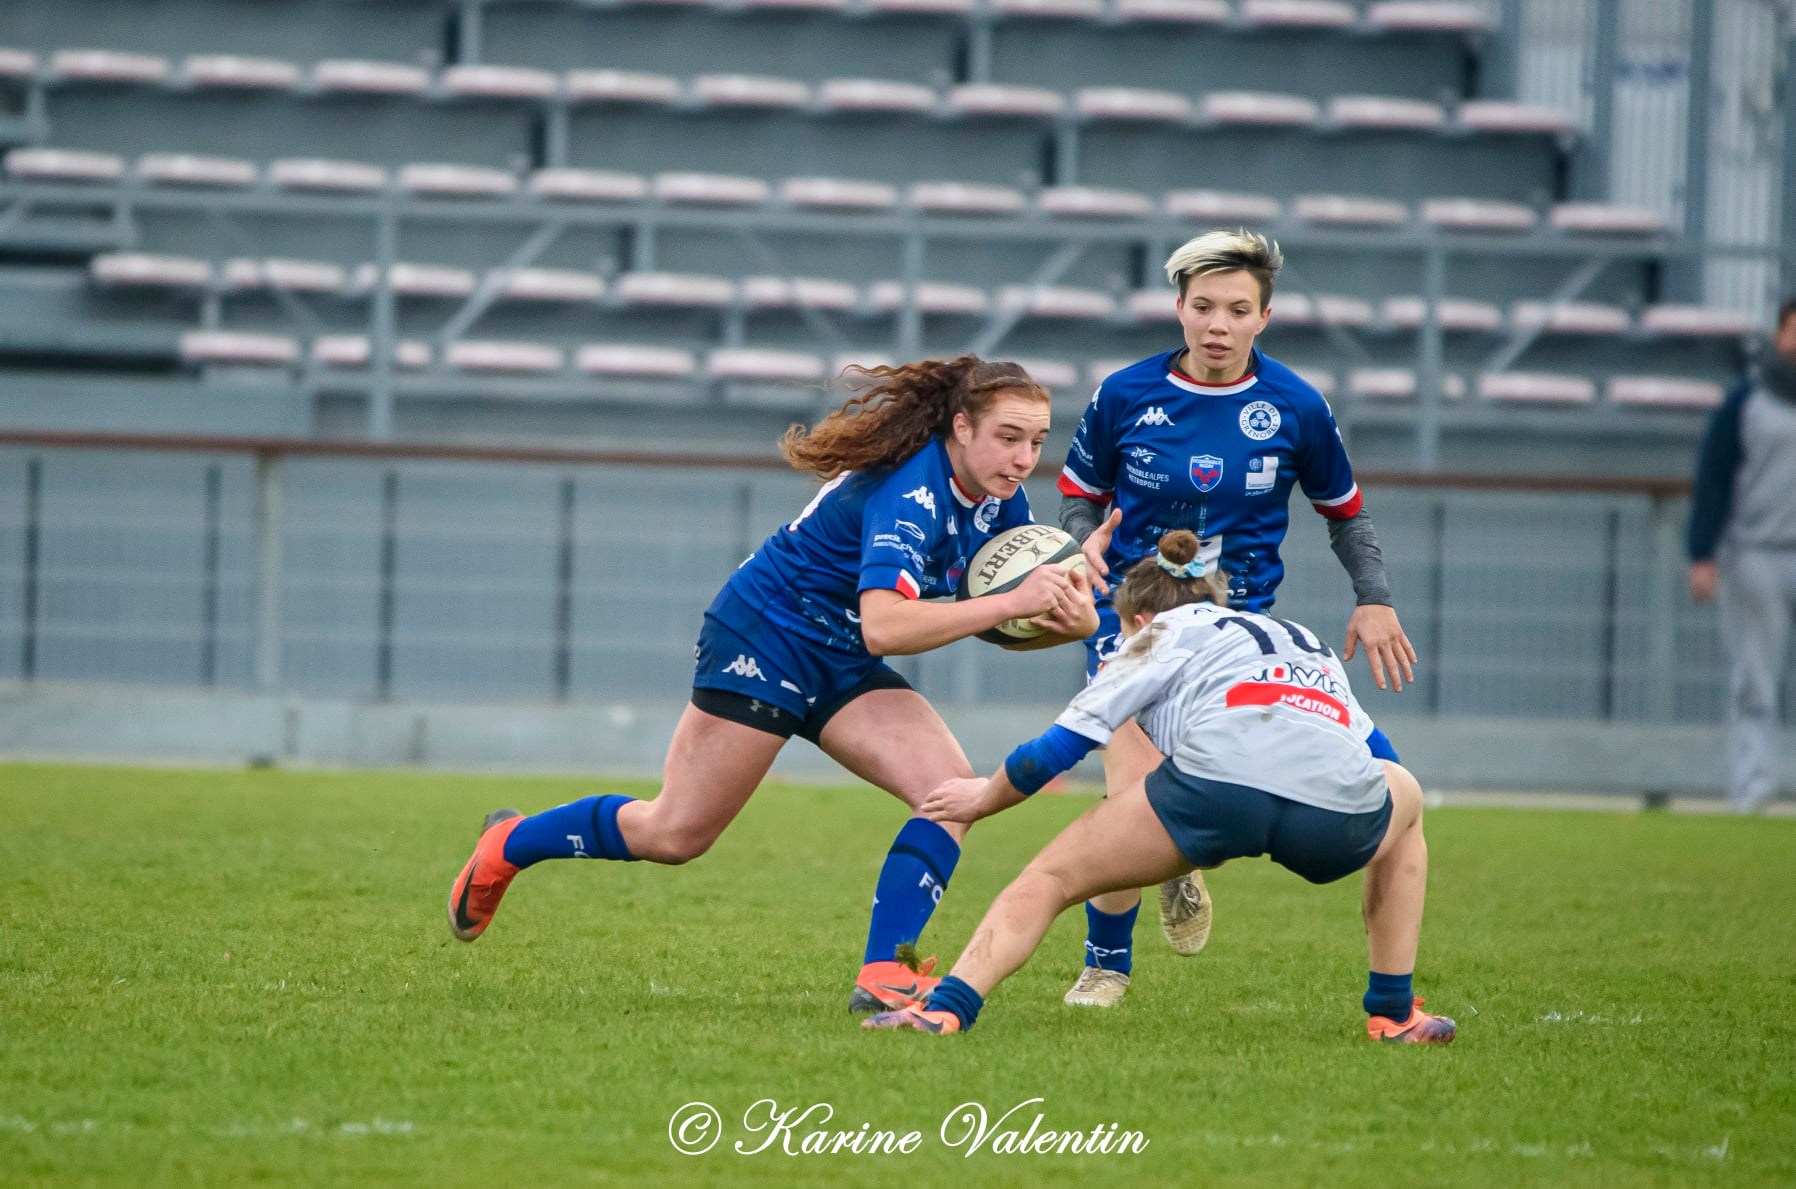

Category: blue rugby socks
[1082, 901, 1139, 974]
[1364, 970, 1415, 1020]
[925, 975, 984, 1031]
[862, 817, 961, 965]
[500, 794, 639, 868]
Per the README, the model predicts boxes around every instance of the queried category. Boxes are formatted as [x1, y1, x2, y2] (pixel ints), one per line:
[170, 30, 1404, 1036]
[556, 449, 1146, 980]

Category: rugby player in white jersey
[862, 529, 1453, 1043]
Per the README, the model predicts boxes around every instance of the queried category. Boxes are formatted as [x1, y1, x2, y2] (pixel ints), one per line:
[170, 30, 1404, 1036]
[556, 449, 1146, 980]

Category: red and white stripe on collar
[947, 474, 981, 509]
[1166, 367, 1259, 396]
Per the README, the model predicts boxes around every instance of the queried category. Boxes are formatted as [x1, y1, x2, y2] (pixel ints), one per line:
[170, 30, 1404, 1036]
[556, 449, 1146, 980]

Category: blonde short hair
[1163, 229, 1283, 308]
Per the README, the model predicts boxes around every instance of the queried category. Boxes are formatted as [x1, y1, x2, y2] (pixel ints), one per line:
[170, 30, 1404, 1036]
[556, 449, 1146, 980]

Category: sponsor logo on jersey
[1227, 662, 1348, 724]
[1071, 435, 1095, 465]
[903, 486, 938, 517]
[723, 654, 766, 680]
[973, 498, 1000, 533]
[945, 516, 958, 535]
[1245, 455, 1279, 494]
[1137, 406, 1175, 427]
[1129, 446, 1157, 464]
[1239, 400, 1280, 441]
[947, 557, 967, 587]
[1190, 454, 1224, 493]
[895, 519, 927, 543]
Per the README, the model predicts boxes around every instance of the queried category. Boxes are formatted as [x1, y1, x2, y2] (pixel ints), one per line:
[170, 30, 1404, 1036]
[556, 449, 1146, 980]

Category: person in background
[1688, 298, 1796, 813]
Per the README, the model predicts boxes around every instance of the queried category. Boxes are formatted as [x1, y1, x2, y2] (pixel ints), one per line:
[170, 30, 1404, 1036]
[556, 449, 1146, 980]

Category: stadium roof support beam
[204, 208, 328, 336]
[895, 232, 925, 362]
[369, 205, 398, 442]
[731, 226, 850, 351]
[1783, 31, 1796, 304]
[1671, 0, 1716, 303]
[1479, 255, 1608, 375]
[434, 219, 566, 347]
[1415, 239, 1447, 471]
[965, 240, 1085, 358]
[1574, 0, 1620, 202]
[1483, 0, 1525, 102]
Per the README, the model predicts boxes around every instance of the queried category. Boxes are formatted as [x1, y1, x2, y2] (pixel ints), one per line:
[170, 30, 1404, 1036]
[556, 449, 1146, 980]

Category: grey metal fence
[0, 432, 1732, 727]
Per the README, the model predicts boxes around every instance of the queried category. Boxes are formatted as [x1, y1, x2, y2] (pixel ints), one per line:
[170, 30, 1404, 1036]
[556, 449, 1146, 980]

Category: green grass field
[2, 762, 1792, 1187]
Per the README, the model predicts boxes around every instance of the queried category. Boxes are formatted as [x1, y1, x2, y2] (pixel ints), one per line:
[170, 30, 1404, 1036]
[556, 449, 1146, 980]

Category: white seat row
[97, 256, 1756, 340]
[12, 151, 1662, 236]
[3, 47, 1569, 135]
[172, 331, 1726, 410]
[0, 11, 1490, 96]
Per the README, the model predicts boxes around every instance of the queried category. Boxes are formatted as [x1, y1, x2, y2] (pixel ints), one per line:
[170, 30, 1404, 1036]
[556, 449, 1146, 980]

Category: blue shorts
[692, 609, 908, 743]
[1143, 762, 1394, 885]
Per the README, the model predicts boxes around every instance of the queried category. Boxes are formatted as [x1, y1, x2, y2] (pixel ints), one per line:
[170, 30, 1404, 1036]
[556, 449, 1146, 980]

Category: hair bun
[1157, 530, 1199, 567]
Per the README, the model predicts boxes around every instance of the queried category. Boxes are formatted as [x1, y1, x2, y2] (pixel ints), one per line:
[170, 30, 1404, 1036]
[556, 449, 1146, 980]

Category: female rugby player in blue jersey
[1056, 230, 1419, 1006]
[863, 530, 1453, 1044]
[445, 357, 1098, 1012]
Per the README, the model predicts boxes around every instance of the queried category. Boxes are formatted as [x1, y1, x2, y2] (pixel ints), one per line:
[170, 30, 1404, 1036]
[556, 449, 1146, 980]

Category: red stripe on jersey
[1058, 471, 1111, 501]
[1225, 681, 1349, 726]
[894, 570, 921, 600]
[1312, 487, 1363, 521]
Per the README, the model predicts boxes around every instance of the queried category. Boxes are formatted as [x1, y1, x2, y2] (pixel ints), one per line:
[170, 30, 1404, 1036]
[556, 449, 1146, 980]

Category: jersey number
[1214, 616, 1335, 659]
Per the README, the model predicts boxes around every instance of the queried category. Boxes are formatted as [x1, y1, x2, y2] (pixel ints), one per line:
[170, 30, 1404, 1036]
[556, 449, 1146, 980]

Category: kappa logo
[722, 654, 766, 680]
[1136, 406, 1175, 427]
[902, 486, 938, 517]
[1239, 400, 1281, 441]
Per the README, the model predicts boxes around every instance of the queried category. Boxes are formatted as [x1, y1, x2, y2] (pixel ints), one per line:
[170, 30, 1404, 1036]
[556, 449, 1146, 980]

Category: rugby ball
[960, 524, 1088, 645]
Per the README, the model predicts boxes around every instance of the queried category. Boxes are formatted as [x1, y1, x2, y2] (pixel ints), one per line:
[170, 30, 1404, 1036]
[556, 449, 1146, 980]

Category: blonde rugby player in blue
[445, 357, 1097, 1013]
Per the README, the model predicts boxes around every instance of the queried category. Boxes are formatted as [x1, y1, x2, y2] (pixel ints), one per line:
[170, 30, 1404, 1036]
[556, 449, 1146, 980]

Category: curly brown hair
[779, 356, 1049, 479]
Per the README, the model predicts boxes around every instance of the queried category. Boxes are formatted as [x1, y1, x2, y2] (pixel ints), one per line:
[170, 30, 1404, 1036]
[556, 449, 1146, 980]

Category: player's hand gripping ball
[959, 524, 1088, 645]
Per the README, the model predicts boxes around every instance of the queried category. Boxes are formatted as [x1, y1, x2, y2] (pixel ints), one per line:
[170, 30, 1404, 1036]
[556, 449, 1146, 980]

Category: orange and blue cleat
[1366, 997, 1457, 1044]
[849, 957, 940, 1013]
[446, 809, 525, 942]
[860, 1007, 962, 1034]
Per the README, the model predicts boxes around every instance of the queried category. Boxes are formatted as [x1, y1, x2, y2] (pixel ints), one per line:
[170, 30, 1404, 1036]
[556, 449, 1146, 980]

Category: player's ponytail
[1114, 530, 1230, 622]
[779, 356, 1049, 479]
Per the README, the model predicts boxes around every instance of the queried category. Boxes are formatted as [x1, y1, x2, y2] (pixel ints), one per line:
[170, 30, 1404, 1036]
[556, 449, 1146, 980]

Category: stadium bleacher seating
[0, 0, 1757, 441]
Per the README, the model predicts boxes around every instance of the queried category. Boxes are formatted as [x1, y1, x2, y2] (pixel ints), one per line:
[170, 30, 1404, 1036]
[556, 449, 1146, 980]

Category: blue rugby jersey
[711, 436, 1033, 654]
[1059, 347, 1361, 612]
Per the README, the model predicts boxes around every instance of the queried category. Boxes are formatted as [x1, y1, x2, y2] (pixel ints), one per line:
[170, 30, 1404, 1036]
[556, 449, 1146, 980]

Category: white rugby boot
[1063, 965, 1130, 1007]
[1158, 870, 1213, 955]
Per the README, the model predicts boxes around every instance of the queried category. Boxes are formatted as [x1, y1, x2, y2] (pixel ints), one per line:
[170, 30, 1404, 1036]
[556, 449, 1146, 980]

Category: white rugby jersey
[1055, 601, 1387, 814]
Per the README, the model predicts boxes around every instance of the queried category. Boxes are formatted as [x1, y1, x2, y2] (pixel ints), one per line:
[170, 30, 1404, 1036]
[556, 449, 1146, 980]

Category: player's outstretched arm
[924, 724, 1101, 823]
[922, 771, 1025, 824]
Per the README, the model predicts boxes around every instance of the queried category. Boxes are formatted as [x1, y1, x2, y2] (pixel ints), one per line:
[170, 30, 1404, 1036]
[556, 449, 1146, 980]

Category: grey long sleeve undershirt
[1056, 493, 1394, 607]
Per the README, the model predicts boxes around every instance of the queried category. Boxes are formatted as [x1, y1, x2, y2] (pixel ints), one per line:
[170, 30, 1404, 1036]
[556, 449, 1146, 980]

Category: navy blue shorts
[1143, 762, 1394, 885]
[691, 612, 910, 743]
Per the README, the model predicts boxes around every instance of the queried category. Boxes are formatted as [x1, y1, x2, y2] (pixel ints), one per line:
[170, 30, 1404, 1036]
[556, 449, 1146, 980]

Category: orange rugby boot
[446, 809, 525, 942]
[849, 957, 940, 1013]
[860, 1007, 962, 1035]
[1366, 997, 1457, 1044]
